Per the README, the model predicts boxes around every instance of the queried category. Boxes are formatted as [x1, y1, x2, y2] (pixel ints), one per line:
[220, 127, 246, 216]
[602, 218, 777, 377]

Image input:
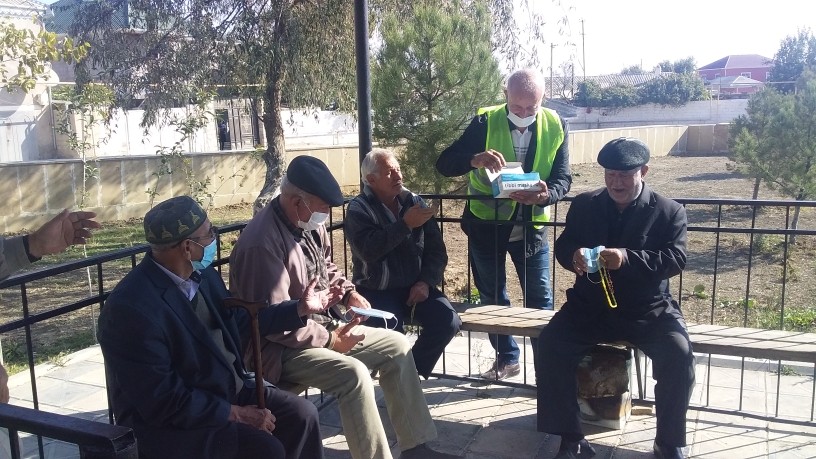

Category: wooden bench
[448, 303, 638, 429]
[446, 303, 816, 429]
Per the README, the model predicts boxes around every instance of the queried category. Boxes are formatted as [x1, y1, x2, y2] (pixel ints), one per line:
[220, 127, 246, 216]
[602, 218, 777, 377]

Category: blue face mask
[581, 245, 606, 274]
[191, 238, 217, 271]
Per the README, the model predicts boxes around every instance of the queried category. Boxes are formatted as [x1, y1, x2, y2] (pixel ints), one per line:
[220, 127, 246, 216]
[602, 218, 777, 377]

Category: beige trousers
[277, 324, 437, 459]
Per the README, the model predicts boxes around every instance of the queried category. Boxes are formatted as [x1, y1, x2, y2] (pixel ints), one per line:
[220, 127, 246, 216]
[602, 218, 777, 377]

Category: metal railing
[1, 196, 815, 455]
[0, 404, 136, 459]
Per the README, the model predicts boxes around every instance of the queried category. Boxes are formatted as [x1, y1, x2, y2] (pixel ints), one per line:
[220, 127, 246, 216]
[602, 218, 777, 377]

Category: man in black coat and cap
[536, 138, 695, 459]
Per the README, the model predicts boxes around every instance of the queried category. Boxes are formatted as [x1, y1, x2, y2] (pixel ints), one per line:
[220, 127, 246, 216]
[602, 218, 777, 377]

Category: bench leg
[633, 348, 644, 400]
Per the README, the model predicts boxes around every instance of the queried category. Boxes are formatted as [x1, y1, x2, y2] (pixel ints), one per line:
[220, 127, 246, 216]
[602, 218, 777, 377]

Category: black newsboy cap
[597, 137, 650, 170]
[287, 156, 344, 206]
[144, 196, 207, 244]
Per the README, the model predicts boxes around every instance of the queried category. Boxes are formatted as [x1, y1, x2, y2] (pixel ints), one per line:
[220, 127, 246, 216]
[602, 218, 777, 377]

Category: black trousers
[536, 306, 695, 447]
[356, 285, 462, 378]
[228, 385, 323, 459]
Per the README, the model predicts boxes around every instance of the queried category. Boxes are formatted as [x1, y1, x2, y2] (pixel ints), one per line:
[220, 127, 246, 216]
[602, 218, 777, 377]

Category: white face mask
[297, 201, 329, 231]
[507, 111, 536, 128]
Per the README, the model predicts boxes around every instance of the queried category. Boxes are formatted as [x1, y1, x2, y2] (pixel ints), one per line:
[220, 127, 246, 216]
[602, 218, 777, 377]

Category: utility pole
[550, 43, 555, 98]
[580, 19, 586, 80]
[354, 0, 372, 190]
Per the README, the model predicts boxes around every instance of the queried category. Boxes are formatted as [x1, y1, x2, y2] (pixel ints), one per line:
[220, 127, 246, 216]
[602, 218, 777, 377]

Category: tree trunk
[791, 205, 801, 245]
[752, 176, 761, 200]
[254, 78, 285, 214]
[791, 189, 805, 245]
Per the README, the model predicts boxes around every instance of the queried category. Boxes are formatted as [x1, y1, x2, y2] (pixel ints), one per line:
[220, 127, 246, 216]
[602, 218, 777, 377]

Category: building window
[741, 72, 752, 78]
[766, 72, 771, 80]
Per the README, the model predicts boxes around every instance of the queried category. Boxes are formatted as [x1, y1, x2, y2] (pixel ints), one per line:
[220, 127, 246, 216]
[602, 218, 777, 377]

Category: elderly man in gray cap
[536, 138, 695, 459]
[229, 155, 462, 459]
[99, 195, 326, 459]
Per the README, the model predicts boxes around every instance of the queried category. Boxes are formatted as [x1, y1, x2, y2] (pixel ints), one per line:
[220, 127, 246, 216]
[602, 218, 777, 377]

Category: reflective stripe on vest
[467, 104, 563, 225]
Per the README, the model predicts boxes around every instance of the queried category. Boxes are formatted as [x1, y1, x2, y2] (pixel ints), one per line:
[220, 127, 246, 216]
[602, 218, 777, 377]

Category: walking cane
[224, 298, 268, 409]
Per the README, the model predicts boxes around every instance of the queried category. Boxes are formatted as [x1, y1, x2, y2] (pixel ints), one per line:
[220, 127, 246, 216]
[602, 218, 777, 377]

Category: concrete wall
[569, 99, 747, 131]
[568, 125, 689, 165]
[0, 144, 360, 233]
[0, 125, 729, 233]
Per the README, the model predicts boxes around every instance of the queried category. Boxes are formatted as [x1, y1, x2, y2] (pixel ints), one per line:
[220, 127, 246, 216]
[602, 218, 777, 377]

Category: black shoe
[653, 441, 684, 459]
[480, 361, 521, 380]
[554, 438, 596, 459]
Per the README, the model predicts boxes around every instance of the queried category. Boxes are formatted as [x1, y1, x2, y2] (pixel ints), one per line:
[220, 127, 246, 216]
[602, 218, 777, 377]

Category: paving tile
[41, 361, 103, 386]
[18, 436, 82, 459]
[430, 391, 508, 424]
[614, 415, 657, 450]
[691, 427, 770, 458]
[773, 373, 816, 397]
[7, 336, 816, 458]
[694, 411, 769, 439]
[467, 425, 547, 457]
[767, 393, 815, 421]
[706, 365, 769, 391]
[428, 419, 481, 454]
[767, 439, 816, 458]
[489, 391, 538, 432]
[321, 433, 351, 458]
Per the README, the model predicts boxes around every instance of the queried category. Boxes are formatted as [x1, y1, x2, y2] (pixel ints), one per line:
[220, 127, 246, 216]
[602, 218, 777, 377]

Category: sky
[36, 0, 814, 76]
[534, 0, 816, 76]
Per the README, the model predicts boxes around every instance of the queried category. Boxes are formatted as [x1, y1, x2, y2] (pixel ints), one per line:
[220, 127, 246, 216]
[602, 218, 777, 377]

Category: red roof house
[697, 54, 773, 83]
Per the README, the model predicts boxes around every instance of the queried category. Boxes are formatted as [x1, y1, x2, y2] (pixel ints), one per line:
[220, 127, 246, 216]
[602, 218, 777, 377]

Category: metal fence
[1, 195, 816, 455]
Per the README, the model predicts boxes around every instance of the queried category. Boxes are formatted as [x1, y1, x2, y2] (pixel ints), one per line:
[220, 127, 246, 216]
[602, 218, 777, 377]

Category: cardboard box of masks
[488, 162, 541, 198]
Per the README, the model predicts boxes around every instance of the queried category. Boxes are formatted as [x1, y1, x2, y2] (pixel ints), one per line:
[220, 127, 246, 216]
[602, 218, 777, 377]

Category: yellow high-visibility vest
[467, 104, 563, 225]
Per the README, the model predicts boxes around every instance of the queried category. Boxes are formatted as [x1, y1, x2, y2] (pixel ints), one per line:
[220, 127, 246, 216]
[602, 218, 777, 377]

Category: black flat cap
[597, 137, 650, 170]
[144, 196, 207, 244]
[287, 156, 344, 206]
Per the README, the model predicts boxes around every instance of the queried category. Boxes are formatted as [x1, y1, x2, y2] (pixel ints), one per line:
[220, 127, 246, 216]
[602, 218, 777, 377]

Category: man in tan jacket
[229, 156, 461, 459]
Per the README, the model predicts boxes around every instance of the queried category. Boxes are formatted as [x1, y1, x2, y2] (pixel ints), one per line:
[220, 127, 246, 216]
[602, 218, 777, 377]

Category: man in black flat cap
[99, 195, 326, 459]
[536, 138, 695, 459]
[229, 155, 463, 459]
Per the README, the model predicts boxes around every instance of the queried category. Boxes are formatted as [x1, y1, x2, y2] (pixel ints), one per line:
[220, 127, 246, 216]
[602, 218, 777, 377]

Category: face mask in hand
[507, 111, 536, 128]
[191, 238, 217, 271]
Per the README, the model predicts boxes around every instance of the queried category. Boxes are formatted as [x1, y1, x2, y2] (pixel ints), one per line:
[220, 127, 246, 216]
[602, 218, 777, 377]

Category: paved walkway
[6, 333, 816, 458]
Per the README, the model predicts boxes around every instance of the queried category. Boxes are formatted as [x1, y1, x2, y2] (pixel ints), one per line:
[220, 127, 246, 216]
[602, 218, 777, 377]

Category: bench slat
[450, 303, 816, 364]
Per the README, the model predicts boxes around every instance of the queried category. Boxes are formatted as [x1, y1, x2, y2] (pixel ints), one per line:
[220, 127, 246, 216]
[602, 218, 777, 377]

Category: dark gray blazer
[99, 254, 303, 458]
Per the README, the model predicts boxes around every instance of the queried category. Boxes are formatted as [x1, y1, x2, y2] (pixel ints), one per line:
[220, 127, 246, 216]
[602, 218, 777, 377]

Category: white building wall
[569, 99, 748, 130]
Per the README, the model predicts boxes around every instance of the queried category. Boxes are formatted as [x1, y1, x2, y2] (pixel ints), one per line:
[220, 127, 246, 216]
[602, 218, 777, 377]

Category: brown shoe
[479, 361, 521, 380]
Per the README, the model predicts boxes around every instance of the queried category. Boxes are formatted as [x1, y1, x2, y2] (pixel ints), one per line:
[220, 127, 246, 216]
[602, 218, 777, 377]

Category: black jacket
[555, 184, 687, 320]
[346, 185, 447, 290]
